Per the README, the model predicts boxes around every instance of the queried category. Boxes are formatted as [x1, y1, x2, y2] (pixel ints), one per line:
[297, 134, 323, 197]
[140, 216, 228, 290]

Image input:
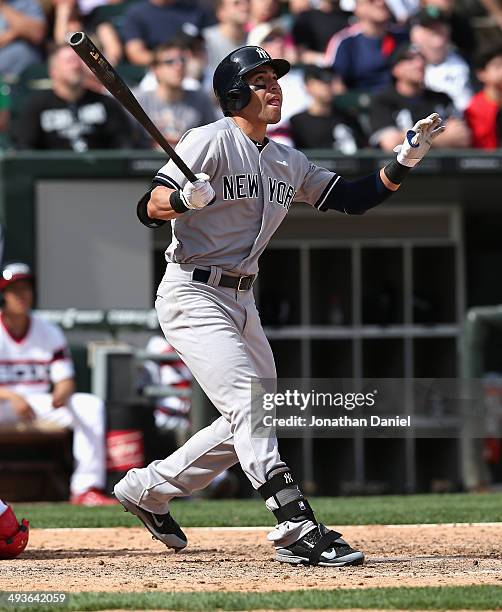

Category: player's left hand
[181, 173, 215, 210]
[394, 113, 445, 168]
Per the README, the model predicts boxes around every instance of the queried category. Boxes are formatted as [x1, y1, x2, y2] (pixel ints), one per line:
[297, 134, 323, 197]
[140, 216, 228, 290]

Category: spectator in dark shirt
[465, 45, 502, 149]
[325, 0, 408, 94]
[290, 65, 365, 153]
[14, 45, 133, 151]
[293, 0, 350, 65]
[123, 0, 209, 66]
[369, 42, 471, 150]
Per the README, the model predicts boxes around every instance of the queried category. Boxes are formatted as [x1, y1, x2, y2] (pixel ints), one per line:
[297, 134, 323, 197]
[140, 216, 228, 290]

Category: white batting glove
[393, 113, 446, 168]
[181, 173, 215, 210]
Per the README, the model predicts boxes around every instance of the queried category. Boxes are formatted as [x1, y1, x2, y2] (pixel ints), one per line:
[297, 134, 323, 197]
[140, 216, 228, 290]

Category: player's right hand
[181, 173, 215, 210]
[10, 394, 35, 422]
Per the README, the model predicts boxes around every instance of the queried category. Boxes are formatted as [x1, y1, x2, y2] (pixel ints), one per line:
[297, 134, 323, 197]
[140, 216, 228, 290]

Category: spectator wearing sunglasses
[135, 42, 216, 148]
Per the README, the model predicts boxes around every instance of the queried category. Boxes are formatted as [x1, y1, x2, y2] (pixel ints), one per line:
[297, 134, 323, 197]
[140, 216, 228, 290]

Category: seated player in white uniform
[0, 262, 115, 506]
[141, 335, 192, 435]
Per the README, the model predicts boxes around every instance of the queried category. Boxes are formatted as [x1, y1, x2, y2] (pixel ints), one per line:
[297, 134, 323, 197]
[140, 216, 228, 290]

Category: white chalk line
[35, 522, 502, 533]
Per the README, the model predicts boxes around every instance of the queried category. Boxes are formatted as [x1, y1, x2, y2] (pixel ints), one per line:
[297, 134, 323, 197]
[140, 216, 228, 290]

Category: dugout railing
[27, 307, 481, 495]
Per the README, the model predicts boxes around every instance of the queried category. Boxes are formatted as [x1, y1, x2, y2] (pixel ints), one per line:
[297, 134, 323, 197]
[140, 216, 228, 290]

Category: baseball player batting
[114, 46, 444, 566]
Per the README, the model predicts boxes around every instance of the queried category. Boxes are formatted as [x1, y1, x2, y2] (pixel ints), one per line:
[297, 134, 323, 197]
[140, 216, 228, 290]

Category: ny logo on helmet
[256, 48, 270, 60]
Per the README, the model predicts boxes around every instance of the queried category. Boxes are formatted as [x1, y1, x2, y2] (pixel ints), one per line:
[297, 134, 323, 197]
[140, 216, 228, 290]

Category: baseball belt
[192, 268, 256, 291]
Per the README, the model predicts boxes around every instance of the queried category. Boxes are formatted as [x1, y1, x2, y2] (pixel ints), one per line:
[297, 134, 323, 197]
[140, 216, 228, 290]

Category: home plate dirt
[1, 525, 502, 593]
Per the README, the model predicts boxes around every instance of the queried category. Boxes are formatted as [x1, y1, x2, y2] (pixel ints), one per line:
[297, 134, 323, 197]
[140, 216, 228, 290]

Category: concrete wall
[36, 180, 152, 308]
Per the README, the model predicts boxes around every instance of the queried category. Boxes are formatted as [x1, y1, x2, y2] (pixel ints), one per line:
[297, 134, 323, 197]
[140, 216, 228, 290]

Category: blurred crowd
[1, 0, 502, 151]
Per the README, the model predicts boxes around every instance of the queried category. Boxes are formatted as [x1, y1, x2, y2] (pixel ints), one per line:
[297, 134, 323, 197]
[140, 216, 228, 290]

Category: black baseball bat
[68, 31, 198, 183]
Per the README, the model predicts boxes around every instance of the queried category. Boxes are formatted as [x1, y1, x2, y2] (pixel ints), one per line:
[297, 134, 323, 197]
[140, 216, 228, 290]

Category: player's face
[244, 66, 282, 125]
[3, 280, 33, 316]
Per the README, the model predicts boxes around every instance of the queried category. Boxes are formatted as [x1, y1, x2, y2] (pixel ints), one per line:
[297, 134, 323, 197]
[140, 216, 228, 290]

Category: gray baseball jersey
[153, 116, 338, 275]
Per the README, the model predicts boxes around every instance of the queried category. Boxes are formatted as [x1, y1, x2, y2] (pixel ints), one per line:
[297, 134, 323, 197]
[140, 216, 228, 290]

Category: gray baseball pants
[118, 263, 285, 512]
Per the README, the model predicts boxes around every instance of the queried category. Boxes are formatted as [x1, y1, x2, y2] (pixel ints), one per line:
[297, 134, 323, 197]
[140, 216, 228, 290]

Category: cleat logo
[284, 473, 293, 484]
[151, 515, 164, 528]
[298, 501, 306, 511]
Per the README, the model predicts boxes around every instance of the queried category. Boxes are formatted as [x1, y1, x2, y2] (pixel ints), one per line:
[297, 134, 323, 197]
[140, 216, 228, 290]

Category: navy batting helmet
[213, 46, 290, 115]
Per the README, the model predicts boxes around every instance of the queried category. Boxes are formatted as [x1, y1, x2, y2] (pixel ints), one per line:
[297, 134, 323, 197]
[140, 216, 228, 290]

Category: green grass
[12, 492, 502, 529]
[2, 586, 502, 611]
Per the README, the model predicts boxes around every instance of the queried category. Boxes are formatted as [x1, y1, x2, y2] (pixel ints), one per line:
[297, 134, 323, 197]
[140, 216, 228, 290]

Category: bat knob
[68, 31, 85, 46]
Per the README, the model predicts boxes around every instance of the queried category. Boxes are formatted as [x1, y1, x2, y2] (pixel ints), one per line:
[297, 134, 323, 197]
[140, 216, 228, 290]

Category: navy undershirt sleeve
[136, 180, 167, 229]
[320, 170, 393, 214]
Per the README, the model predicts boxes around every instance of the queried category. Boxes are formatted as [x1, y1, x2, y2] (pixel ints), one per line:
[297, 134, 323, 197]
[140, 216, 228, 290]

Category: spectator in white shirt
[410, 6, 473, 111]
